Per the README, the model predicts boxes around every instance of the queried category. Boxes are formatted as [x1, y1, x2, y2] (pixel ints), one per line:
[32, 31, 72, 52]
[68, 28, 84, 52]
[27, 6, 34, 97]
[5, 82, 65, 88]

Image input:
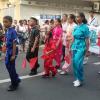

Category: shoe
[55, 65, 60, 69]
[73, 80, 77, 84]
[52, 70, 57, 77]
[98, 71, 100, 74]
[73, 80, 82, 87]
[60, 71, 68, 75]
[17, 79, 21, 85]
[7, 85, 18, 91]
[36, 64, 40, 69]
[83, 57, 88, 65]
[42, 74, 50, 78]
[29, 71, 37, 76]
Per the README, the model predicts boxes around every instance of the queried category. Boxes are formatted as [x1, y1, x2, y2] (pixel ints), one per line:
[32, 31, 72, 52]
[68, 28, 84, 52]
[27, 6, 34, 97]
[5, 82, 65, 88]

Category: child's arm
[46, 50, 54, 55]
[56, 35, 62, 48]
[10, 42, 17, 61]
[10, 30, 17, 61]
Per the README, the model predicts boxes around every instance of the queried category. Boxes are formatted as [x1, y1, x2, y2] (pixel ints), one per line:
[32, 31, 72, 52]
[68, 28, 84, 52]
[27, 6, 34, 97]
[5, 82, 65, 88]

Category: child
[26, 17, 40, 76]
[41, 31, 57, 77]
[60, 14, 77, 75]
[71, 12, 90, 87]
[52, 18, 63, 69]
[3, 16, 21, 91]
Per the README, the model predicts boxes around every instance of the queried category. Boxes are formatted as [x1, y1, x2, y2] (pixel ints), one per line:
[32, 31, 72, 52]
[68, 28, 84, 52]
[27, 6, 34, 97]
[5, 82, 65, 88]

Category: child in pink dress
[52, 19, 63, 69]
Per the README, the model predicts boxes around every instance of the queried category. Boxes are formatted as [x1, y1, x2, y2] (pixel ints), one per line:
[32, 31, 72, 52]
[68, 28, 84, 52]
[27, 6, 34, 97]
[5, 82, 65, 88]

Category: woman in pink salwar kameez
[52, 19, 63, 69]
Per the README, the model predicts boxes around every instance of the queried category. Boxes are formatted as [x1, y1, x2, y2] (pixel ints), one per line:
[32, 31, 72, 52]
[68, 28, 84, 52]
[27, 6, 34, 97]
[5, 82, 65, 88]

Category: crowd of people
[0, 10, 100, 91]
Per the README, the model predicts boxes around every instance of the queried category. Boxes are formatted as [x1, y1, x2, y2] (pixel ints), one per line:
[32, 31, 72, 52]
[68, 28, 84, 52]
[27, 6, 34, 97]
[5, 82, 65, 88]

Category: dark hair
[78, 12, 87, 24]
[23, 19, 27, 24]
[46, 31, 52, 43]
[50, 19, 54, 24]
[3, 16, 13, 23]
[63, 14, 68, 18]
[30, 17, 38, 25]
[19, 20, 23, 24]
[55, 18, 62, 27]
[45, 20, 49, 24]
[69, 14, 76, 23]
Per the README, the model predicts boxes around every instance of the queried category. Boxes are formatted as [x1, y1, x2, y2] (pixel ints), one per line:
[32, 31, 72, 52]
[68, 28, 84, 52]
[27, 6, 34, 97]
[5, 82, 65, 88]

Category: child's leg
[54, 53, 61, 68]
[44, 60, 50, 75]
[49, 59, 57, 76]
[5, 56, 20, 86]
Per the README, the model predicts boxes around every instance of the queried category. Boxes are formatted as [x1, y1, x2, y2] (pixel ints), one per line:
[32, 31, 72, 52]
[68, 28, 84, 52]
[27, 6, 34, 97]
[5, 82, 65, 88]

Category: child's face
[3, 18, 12, 28]
[62, 15, 67, 22]
[76, 14, 82, 24]
[29, 19, 36, 27]
[54, 20, 60, 27]
[68, 16, 73, 24]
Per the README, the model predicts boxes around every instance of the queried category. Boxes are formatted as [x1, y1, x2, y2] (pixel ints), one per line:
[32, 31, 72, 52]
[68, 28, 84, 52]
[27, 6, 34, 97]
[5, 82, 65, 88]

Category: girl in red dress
[41, 31, 57, 77]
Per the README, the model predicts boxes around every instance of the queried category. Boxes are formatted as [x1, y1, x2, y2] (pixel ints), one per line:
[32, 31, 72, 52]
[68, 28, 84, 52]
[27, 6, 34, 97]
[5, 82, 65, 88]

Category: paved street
[0, 48, 100, 100]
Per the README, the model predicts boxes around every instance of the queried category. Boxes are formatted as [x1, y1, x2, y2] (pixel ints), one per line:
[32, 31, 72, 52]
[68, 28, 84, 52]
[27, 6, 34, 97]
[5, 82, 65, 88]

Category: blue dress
[71, 23, 90, 81]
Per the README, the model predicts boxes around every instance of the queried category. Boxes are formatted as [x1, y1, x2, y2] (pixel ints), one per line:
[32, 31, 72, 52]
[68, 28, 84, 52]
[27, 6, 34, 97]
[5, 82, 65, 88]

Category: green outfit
[71, 23, 90, 81]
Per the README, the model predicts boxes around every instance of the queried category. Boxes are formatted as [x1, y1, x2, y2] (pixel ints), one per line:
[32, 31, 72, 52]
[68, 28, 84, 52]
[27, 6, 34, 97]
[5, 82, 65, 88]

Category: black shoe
[55, 65, 60, 69]
[7, 85, 18, 91]
[17, 79, 21, 85]
[29, 71, 37, 76]
[37, 64, 40, 69]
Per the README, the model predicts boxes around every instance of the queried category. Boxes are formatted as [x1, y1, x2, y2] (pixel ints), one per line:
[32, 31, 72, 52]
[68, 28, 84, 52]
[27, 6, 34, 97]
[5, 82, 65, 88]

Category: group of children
[2, 10, 100, 91]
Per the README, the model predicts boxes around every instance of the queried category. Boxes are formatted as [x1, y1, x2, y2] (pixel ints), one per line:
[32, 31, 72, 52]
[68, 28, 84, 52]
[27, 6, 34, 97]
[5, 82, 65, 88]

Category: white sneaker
[60, 71, 68, 75]
[98, 71, 100, 74]
[73, 80, 77, 84]
[83, 57, 88, 65]
[73, 80, 81, 87]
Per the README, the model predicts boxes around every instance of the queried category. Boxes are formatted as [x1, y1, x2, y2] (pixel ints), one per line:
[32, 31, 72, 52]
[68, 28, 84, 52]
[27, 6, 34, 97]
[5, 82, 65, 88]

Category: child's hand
[10, 55, 15, 61]
[31, 48, 35, 53]
[45, 52, 49, 55]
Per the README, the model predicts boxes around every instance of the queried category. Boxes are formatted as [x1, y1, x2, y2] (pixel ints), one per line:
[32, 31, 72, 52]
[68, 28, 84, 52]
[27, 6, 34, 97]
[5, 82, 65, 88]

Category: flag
[22, 58, 27, 69]
[29, 57, 38, 70]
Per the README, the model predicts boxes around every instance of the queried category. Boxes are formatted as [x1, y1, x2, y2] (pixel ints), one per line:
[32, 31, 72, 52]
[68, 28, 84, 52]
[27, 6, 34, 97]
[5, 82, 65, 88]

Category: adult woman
[71, 13, 90, 87]
[52, 18, 63, 69]
[17, 20, 27, 52]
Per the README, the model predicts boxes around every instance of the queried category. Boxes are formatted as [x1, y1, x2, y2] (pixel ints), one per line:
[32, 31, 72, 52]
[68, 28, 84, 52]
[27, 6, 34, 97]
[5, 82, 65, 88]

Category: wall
[20, 4, 100, 25]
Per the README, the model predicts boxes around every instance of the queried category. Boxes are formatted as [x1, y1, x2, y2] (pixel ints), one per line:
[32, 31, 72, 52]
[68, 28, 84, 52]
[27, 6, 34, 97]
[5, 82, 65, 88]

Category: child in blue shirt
[3, 16, 21, 91]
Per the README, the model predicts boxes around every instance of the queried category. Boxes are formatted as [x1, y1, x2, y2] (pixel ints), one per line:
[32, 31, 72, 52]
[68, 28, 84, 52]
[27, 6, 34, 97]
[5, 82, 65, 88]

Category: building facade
[0, 0, 100, 24]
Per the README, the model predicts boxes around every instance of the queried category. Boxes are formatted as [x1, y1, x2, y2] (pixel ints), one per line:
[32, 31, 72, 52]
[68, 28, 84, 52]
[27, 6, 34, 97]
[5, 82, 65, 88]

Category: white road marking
[93, 62, 100, 65]
[0, 70, 61, 84]
[0, 72, 43, 84]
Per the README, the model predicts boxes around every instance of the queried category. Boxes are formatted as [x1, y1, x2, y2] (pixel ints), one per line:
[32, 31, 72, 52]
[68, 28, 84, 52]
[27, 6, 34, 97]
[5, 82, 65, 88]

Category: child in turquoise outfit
[71, 12, 90, 87]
